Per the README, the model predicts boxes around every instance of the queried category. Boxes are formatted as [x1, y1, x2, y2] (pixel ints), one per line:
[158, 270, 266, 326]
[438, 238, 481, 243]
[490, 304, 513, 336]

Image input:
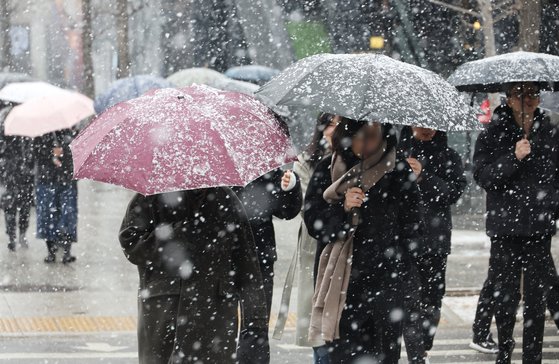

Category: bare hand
[344, 187, 365, 212]
[281, 170, 292, 189]
[53, 147, 64, 158]
[407, 157, 423, 178]
[515, 138, 531, 160]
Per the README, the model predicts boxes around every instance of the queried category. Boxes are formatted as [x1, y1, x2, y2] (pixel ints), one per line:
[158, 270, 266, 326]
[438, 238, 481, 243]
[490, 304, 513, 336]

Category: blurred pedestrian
[119, 188, 268, 364]
[398, 126, 466, 363]
[0, 105, 35, 251]
[34, 128, 78, 263]
[274, 113, 339, 364]
[473, 82, 559, 363]
[305, 119, 422, 364]
[234, 166, 302, 364]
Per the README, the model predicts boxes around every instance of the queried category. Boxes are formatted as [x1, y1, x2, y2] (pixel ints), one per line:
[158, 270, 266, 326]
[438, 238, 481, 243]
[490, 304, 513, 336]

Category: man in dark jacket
[0, 106, 35, 251]
[119, 188, 268, 364]
[233, 169, 302, 364]
[473, 82, 559, 364]
[398, 126, 466, 363]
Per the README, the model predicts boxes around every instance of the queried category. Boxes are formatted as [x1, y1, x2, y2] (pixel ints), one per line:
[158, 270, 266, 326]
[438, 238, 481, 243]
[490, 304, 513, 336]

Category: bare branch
[427, 0, 481, 17]
[494, 9, 518, 22]
[492, 0, 514, 11]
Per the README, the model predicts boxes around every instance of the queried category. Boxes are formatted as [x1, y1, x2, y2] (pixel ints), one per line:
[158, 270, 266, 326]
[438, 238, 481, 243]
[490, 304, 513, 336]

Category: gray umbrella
[448, 51, 559, 93]
[256, 53, 479, 145]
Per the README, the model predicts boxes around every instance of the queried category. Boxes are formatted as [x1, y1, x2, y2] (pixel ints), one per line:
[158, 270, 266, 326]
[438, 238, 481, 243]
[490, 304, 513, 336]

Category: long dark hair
[331, 117, 397, 165]
[306, 112, 335, 168]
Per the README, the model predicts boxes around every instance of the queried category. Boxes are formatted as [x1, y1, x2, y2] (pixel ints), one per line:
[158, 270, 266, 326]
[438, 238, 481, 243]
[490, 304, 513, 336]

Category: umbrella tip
[177, 95, 185, 100]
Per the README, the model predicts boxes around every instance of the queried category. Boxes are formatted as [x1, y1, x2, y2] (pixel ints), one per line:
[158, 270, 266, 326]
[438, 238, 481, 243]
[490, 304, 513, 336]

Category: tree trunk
[116, 0, 131, 79]
[517, 0, 541, 52]
[81, 0, 95, 98]
[0, 0, 12, 71]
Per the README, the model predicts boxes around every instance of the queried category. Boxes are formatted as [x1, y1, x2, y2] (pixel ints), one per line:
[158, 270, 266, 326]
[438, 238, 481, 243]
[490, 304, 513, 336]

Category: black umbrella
[448, 51, 559, 93]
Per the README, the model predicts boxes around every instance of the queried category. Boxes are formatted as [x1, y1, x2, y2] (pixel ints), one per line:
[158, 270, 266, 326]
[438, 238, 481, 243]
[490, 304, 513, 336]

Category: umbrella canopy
[212, 78, 259, 95]
[71, 84, 296, 195]
[2, 82, 94, 137]
[256, 53, 479, 147]
[0, 81, 69, 103]
[0, 72, 33, 91]
[447, 51, 559, 93]
[166, 67, 228, 88]
[225, 65, 280, 85]
[94, 75, 173, 114]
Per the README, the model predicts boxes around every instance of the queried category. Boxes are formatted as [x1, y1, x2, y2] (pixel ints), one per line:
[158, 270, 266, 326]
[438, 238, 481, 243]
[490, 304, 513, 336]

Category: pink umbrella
[3, 85, 94, 137]
[71, 84, 296, 195]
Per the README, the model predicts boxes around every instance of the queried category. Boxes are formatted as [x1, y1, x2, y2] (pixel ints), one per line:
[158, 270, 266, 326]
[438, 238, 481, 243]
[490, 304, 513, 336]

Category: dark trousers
[403, 253, 447, 363]
[473, 236, 552, 364]
[2, 185, 33, 242]
[237, 260, 273, 364]
[329, 277, 404, 364]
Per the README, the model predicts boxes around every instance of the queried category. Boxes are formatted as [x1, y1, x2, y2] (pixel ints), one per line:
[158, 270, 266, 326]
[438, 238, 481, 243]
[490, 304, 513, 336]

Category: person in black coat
[398, 126, 466, 362]
[119, 188, 268, 364]
[233, 168, 302, 364]
[34, 128, 79, 263]
[472, 82, 559, 364]
[304, 119, 423, 364]
[0, 106, 35, 251]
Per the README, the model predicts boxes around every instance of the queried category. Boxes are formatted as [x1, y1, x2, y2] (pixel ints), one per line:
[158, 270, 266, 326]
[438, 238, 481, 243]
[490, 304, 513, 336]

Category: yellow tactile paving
[0, 313, 298, 333]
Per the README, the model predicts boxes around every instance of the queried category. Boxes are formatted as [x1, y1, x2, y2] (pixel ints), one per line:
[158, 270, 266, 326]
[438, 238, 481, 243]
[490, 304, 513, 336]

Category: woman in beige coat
[274, 113, 338, 363]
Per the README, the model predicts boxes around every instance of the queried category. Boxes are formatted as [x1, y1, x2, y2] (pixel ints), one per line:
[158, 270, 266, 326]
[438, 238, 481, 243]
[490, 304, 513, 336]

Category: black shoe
[7, 241, 16, 252]
[469, 333, 499, 354]
[19, 235, 29, 249]
[44, 253, 56, 263]
[62, 254, 76, 264]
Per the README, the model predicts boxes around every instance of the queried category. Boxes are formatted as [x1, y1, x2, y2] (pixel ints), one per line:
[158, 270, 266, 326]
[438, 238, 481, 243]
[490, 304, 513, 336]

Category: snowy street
[0, 181, 558, 363]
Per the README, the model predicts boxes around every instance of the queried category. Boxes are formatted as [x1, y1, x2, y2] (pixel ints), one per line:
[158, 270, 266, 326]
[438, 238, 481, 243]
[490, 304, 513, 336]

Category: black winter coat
[304, 153, 423, 287]
[473, 105, 559, 238]
[119, 188, 267, 364]
[34, 128, 77, 186]
[233, 169, 302, 264]
[398, 127, 466, 255]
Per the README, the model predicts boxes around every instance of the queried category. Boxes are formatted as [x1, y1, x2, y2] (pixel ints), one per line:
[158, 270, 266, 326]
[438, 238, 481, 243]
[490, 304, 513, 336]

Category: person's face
[351, 122, 383, 159]
[507, 83, 540, 115]
[322, 115, 340, 146]
[412, 127, 437, 142]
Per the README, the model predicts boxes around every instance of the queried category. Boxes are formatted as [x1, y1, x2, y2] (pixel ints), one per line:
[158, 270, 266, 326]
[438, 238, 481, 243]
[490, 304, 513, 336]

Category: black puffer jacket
[398, 127, 466, 255]
[119, 188, 267, 364]
[304, 152, 423, 285]
[473, 105, 559, 238]
[233, 169, 302, 264]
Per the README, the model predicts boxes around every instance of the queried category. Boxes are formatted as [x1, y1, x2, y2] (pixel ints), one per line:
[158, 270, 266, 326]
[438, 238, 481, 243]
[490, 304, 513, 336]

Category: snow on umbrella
[70, 84, 296, 196]
[0, 82, 94, 137]
[255, 53, 480, 145]
[225, 65, 280, 85]
[94, 75, 173, 114]
[447, 51, 559, 93]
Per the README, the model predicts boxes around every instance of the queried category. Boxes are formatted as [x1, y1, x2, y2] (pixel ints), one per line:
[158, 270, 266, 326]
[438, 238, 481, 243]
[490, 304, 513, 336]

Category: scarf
[309, 143, 396, 343]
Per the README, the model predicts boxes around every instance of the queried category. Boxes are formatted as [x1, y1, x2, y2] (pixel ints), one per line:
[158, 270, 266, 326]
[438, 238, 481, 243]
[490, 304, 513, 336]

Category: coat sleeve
[229, 192, 269, 329]
[473, 128, 521, 191]
[119, 194, 165, 267]
[418, 150, 466, 207]
[303, 162, 351, 250]
[271, 169, 303, 221]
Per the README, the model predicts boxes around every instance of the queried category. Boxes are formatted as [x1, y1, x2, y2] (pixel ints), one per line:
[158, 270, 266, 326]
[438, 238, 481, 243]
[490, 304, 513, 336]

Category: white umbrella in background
[0, 82, 94, 137]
